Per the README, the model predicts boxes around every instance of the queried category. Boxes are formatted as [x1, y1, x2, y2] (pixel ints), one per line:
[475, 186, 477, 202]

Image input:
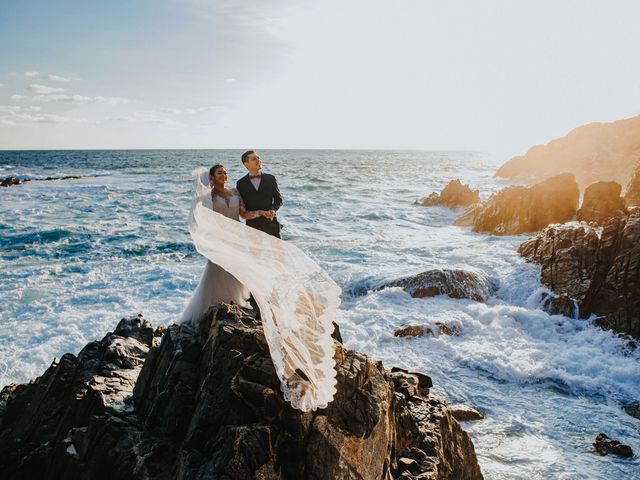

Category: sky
[0, 0, 639, 159]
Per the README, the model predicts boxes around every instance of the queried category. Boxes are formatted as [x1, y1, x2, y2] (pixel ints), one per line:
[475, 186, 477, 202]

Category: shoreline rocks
[418, 179, 480, 209]
[0, 305, 485, 479]
[592, 433, 633, 458]
[456, 173, 579, 235]
[576, 181, 626, 225]
[518, 213, 640, 339]
[378, 268, 495, 303]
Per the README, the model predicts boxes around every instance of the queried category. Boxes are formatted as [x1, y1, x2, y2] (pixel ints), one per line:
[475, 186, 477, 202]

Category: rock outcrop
[495, 115, 640, 190]
[1, 175, 22, 187]
[0, 305, 485, 480]
[419, 179, 480, 209]
[518, 213, 640, 339]
[456, 173, 579, 235]
[576, 181, 626, 225]
[378, 268, 494, 303]
[592, 433, 634, 458]
[624, 161, 640, 207]
[394, 322, 461, 338]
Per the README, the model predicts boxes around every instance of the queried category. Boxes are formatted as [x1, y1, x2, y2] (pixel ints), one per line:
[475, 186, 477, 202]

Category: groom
[236, 150, 283, 238]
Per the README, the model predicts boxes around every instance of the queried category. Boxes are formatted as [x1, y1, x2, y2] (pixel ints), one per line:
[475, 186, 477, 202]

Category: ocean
[0, 150, 638, 479]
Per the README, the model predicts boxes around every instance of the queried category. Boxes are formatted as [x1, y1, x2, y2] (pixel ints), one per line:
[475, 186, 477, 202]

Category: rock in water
[0, 305, 485, 480]
[378, 268, 494, 302]
[576, 181, 626, 225]
[420, 179, 480, 209]
[448, 405, 484, 421]
[518, 213, 640, 338]
[1, 175, 21, 187]
[592, 433, 633, 458]
[457, 173, 579, 235]
[624, 161, 640, 207]
[494, 115, 640, 190]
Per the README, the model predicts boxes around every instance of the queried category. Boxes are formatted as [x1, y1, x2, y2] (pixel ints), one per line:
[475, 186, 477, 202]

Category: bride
[180, 165, 341, 412]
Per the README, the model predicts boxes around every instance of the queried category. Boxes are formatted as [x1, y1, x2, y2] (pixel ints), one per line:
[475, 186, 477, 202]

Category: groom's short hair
[241, 150, 255, 164]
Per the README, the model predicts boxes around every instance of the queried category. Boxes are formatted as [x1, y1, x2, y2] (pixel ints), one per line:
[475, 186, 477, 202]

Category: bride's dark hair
[209, 164, 224, 177]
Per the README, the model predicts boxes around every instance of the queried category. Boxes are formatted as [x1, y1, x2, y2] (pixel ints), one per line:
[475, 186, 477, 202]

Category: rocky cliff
[518, 212, 640, 339]
[455, 173, 579, 235]
[0, 305, 484, 480]
[494, 115, 640, 190]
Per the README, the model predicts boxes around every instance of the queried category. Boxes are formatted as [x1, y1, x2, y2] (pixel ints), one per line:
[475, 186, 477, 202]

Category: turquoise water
[0, 150, 638, 479]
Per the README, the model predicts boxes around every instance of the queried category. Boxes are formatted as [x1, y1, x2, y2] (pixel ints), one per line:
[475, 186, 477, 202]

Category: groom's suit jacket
[236, 172, 283, 238]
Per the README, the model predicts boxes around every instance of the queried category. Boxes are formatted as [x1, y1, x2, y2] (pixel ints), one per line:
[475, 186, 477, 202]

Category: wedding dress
[179, 188, 252, 326]
[181, 167, 341, 412]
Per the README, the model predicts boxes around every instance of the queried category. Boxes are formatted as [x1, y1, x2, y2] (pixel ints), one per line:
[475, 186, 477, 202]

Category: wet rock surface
[592, 433, 634, 458]
[378, 268, 494, 303]
[0, 305, 484, 480]
[419, 179, 480, 209]
[448, 405, 484, 421]
[518, 213, 640, 338]
[456, 173, 580, 235]
[576, 181, 626, 225]
[1, 175, 24, 187]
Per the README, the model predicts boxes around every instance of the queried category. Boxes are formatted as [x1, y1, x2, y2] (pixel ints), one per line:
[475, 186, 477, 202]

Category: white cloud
[159, 106, 220, 114]
[28, 84, 66, 94]
[25, 71, 76, 82]
[224, 78, 236, 84]
[0, 105, 73, 125]
[32, 94, 129, 104]
[10, 94, 27, 101]
[107, 111, 178, 125]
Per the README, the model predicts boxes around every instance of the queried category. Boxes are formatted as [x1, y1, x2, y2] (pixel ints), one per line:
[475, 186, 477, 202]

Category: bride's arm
[238, 193, 265, 220]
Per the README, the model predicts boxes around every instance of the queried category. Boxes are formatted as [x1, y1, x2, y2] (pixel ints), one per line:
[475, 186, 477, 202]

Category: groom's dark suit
[236, 172, 283, 238]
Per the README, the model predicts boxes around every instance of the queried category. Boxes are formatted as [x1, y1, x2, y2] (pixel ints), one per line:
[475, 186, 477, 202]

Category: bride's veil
[186, 167, 341, 411]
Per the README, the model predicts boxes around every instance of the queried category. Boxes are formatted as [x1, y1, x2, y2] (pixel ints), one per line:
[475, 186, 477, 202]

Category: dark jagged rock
[448, 405, 484, 421]
[0, 305, 484, 480]
[1, 175, 21, 187]
[378, 268, 494, 303]
[623, 403, 640, 420]
[625, 161, 640, 207]
[518, 213, 640, 338]
[394, 322, 461, 338]
[0, 314, 152, 479]
[419, 179, 480, 209]
[539, 292, 578, 318]
[576, 181, 626, 225]
[456, 173, 580, 235]
[592, 433, 633, 458]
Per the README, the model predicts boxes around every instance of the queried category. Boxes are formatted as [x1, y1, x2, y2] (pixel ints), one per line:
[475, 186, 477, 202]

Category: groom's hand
[266, 209, 276, 220]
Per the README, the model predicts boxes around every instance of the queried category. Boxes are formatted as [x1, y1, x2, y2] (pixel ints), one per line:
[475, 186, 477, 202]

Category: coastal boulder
[378, 268, 494, 302]
[1, 175, 21, 187]
[458, 173, 579, 235]
[518, 213, 640, 338]
[576, 181, 626, 225]
[0, 305, 485, 480]
[592, 433, 633, 458]
[420, 179, 480, 209]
